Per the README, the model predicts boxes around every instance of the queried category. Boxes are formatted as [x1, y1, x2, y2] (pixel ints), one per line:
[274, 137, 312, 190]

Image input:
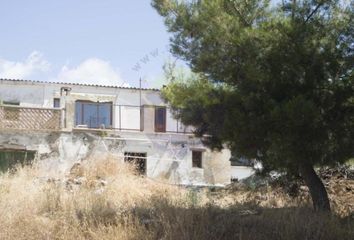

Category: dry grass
[0, 155, 352, 240]
[209, 169, 354, 218]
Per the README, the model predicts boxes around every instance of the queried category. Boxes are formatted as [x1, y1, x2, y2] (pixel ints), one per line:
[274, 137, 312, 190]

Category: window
[154, 106, 166, 132]
[124, 152, 147, 175]
[192, 151, 203, 168]
[3, 101, 19, 106]
[75, 101, 112, 128]
[0, 150, 36, 172]
[53, 98, 60, 108]
[3, 101, 20, 120]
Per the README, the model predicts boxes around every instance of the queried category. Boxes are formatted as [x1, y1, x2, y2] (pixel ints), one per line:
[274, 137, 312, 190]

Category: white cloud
[0, 51, 50, 79]
[55, 58, 125, 86]
[0, 52, 128, 87]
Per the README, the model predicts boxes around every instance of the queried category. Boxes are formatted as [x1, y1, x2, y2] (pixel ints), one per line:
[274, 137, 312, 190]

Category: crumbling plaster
[0, 129, 232, 185]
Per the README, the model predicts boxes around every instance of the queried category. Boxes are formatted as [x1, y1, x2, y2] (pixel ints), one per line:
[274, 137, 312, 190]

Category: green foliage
[154, 0, 354, 173]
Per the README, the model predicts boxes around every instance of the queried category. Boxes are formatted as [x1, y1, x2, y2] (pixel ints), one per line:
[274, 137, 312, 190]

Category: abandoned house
[0, 78, 253, 185]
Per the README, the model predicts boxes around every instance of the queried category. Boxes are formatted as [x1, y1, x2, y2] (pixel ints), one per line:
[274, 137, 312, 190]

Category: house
[0, 78, 253, 185]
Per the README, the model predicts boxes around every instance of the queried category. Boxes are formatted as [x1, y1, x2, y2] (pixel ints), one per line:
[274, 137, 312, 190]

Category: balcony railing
[74, 104, 193, 133]
[0, 105, 61, 131]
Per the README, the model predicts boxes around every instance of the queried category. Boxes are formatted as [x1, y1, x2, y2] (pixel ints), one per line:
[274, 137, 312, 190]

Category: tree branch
[304, 1, 325, 24]
[231, 3, 251, 26]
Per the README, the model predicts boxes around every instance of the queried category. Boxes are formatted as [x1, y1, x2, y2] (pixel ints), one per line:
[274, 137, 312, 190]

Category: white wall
[118, 105, 140, 130]
[230, 166, 254, 180]
[0, 83, 45, 107]
[166, 110, 178, 132]
[0, 79, 192, 133]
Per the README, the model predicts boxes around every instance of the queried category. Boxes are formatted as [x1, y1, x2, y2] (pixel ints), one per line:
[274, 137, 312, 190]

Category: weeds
[0, 155, 352, 240]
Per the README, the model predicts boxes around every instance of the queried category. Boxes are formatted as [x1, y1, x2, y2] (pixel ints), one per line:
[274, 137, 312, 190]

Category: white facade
[0, 78, 253, 185]
[0, 79, 188, 132]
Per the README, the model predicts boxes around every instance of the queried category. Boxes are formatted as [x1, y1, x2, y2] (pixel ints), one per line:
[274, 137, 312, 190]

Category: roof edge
[0, 78, 160, 91]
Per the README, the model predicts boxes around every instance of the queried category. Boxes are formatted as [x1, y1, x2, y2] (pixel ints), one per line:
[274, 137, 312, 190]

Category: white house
[0, 78, 253, 185]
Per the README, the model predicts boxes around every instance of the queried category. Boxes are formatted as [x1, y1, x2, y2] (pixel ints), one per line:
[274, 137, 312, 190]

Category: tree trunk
[299, 163, 330, 212]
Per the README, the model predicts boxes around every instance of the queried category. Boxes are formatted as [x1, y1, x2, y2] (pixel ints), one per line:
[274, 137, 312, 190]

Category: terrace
[0, 103, 193, 134]
[0, 105, 61, 131]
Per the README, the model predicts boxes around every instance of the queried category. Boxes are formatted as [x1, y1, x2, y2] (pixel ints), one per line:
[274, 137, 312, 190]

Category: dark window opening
[75, 101, 112, 128]
[154, 106, 166, 132]
[124, 152, 146, 175]
[53, 98, 60, 108]
[3, 101, 20, 106]
[192, 151, 203, 168]
[0, 150, 36, 172]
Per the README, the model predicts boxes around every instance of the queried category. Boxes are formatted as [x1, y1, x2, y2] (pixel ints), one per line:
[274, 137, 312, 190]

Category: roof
[0, 78, 160, 91]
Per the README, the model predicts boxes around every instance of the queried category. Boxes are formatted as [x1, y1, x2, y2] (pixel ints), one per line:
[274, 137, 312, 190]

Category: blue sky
[0, 0, 174, 88]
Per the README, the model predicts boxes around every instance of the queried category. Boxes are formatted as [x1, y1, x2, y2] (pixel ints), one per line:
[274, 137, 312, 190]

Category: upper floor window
[3, 101, 19, 106]
[75, 101, 112, 129]
[53, 98, 60, 108]
[154, 106, 166, 132]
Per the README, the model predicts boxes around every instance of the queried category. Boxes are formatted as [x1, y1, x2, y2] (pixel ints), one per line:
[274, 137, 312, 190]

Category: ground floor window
[0, 150, 36, 172]
[192, 150, 203, 168]
[124, 152, 147, 175]
[75, 101, 112, 128]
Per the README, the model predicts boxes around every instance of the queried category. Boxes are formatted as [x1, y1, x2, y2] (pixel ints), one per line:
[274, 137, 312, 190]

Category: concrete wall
[0, 130, 232, 185]
[0, 84, 44, 107]
[230, 166, 254, 180]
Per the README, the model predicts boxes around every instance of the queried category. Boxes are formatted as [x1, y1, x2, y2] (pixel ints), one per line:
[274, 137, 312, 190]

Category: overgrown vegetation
[153, 0, 354, 212]
[0, 156, 352, 240]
